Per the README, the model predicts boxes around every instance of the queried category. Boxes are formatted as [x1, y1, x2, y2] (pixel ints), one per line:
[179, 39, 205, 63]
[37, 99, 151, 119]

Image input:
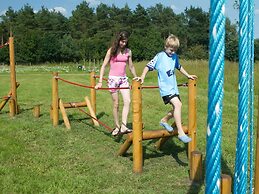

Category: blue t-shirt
[146, 51, 181, 97]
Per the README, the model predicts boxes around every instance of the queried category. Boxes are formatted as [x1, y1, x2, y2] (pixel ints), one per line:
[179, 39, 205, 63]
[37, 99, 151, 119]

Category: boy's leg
[161, 110, 174, 123]
[169, 97, 187, 137]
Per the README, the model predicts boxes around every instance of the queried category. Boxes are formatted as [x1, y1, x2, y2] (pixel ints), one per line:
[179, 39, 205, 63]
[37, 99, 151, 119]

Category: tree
[69, 2, 96, 39]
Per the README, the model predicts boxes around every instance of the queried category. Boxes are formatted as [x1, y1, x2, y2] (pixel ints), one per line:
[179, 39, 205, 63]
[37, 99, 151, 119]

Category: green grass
[0, 61, 258, 193]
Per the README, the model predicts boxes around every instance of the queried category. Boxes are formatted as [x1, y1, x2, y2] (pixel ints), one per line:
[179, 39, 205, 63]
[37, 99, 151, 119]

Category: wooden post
[9, 36, 18, 115]
[132, 80, 143, 173]
[190, 151, 202, 182]
[9, 98, 15, 117]
[188, 79, 197, 159]
[90, 71, 96, 114]
[254, 94, 259, 194]
[85, 96, 99, 126]
[221, 174, 232, 194]
[59, 99, 71, 130]
[52, 72, 59, 127]
[33, 105, 40, 118]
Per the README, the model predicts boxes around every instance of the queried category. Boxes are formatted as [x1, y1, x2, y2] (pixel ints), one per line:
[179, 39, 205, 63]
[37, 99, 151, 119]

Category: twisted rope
[234, 0, 249, 193]
[206, 0, 225, 193]
[248, 0, 255, 193]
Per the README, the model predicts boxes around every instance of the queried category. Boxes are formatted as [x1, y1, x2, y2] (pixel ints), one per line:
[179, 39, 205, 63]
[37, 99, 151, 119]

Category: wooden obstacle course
[51, 72, 99, 129]
[90, 72, 201, 176]
[129, 79, 198, 174]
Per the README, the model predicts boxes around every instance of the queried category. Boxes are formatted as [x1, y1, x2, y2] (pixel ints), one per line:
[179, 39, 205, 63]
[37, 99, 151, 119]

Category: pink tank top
[109, 49, 129, 77]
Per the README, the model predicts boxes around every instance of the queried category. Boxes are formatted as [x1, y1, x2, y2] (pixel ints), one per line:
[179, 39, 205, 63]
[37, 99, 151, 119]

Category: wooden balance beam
[118, 125, 188, 156]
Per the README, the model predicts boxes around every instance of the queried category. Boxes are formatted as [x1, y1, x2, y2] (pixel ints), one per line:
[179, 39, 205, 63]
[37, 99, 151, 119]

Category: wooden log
[9, 36, 18, 114]
[190, 151, 202, 182]
[9, 98, 15, 117]
[188, 79, 197, 159]
[90, 71, 96, 114]
[59, 99, 71, 130]
[52, 72, 59, 127]
[62, 101, 87, 108]
[33, 105, 41, 118]
[84, 96, 99, 126]
[132, 80, 143, 173]
[117, 138, 133, 156]
[221, 174, 232, 194]
[127, 126, 188, 141]
[155, 136, 171, 150]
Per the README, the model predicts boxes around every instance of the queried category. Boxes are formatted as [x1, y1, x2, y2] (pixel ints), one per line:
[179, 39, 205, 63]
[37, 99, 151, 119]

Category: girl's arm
[128, 49, 137, 78]
[95, 48, 111, 89]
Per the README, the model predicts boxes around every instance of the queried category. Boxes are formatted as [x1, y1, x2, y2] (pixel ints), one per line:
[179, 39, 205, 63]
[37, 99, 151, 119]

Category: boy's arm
[140, 66, 149, 84]
[179, 66, 198, 80]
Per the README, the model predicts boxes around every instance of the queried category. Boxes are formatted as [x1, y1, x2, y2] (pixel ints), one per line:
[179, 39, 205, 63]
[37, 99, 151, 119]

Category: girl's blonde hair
[165, 34, 180, 49]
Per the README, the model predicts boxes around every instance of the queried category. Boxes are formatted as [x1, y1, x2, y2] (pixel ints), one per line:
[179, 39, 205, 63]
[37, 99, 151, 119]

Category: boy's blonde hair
[165, 34, 180, 49]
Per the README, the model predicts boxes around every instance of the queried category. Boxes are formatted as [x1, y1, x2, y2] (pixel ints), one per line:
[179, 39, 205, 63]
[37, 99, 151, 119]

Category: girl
[95, 31, 138, 136]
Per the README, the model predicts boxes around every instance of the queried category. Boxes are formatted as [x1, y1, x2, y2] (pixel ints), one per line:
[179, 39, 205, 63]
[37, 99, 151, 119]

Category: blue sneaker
[178, 135, 192, 143]
[160, 122, 174, 132]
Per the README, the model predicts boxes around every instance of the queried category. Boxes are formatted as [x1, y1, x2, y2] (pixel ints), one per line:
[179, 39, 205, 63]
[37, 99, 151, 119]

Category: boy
[139, 34, 197, 143]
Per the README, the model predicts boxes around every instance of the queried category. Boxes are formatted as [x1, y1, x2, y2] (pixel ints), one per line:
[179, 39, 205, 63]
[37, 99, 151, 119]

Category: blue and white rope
[206, 0, 225, 193]
[234, 0, 249, 193]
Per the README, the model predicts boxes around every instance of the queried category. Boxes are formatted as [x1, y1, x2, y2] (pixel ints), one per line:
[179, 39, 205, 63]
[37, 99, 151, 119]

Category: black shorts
[162, 94, 181, 105]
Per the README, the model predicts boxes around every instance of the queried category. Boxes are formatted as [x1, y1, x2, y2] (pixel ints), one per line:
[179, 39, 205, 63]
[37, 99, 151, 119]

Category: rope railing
[56, 76, 130, 90]
[56, 76, 188, 91]
[0, 42, 9, 49]
[77, 107, 113, 132]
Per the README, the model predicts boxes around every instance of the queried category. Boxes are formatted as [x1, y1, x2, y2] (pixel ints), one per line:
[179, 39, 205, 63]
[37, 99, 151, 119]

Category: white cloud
[255, 9, 259, 15]
[50, 7, 67, 15]
[0, 10, 6, 16]
[170, 4, 180, 13]
[85, 0, 101, 7]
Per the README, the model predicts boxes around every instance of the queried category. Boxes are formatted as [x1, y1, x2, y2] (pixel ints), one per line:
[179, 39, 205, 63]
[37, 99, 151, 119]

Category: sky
[0, 0, 258, 38]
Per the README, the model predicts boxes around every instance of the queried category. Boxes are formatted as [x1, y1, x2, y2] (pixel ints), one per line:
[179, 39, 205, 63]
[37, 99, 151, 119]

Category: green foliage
[0, 2, 257, 64]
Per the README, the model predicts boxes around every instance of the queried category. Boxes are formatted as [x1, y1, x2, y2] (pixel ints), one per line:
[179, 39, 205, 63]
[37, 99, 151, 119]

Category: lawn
[0, 60, 258, 193]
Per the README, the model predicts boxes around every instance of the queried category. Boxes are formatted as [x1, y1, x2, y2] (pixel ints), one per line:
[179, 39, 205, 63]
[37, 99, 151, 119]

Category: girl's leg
[119, 88, 131, 132]
[169, 97, 186, 137]
[111, 92, 120, 128]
